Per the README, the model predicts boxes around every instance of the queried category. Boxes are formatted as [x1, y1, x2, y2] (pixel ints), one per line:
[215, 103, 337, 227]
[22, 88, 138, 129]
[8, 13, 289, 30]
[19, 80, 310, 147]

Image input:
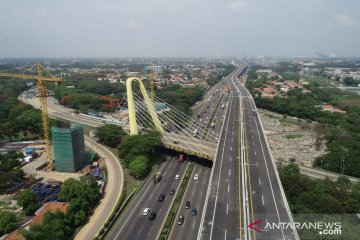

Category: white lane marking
[192, 189, 195, 196]
[113, 160, 170, 239]
[207, 91, 234, 240]
[225, 229, 227, 240]
[256, 161, 258, 167]
[149, 193, 153, 200]
[200, 191, 203, 197]
[158, 209, 162, 215]
[262, 195, 265, 205]
[230, 147, 232, 152]
[252, 135, 253, 139]
[253, 113, 286, 239]
[227, 184, 230, 193]
[259, 178, 262, 186]
[226, 203, 229, 215]
[231, 138, 233, 143]
[253, 142, 255, 147]
[148, 226, 154, 237]
[138, 225, 144, 236]
[229, 156, 232, 162]
[229, 169, 231, 176]
[254, 151, 257, 156]
[192, 220, 196, 229]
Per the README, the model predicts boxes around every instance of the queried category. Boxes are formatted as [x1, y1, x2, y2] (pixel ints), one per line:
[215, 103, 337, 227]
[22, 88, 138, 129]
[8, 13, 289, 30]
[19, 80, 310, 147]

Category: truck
[252, 108, 258, 116]
[153, 171, 162, 183]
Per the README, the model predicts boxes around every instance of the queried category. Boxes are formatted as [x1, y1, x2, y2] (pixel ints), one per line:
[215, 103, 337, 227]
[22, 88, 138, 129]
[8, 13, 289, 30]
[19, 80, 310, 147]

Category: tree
[17, 189, 38, 215]
[118, 131, 162, 160]
[59, 176, 100, 227]
[129, 155, 150, 179]
[21, 211, 71, 240]
[0, 210, 18, 235]
[95, 124, 126, 147]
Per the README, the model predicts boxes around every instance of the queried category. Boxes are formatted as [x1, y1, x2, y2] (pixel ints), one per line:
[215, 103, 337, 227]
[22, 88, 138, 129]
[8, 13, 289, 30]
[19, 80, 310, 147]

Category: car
[173, 141, 179, 144]
[175, 174, 179, 180]
[191, 208, 198, 216]
[158, 194, 165, 201]
[194, 174, 199, 180]
[178, 154, 184, 162]
[170, 189, 175, 195]
[185, 201, 191, 209]
[142, 208, 151, 216]
[149, 211, 157, 220]
[177, 215, 185, 225]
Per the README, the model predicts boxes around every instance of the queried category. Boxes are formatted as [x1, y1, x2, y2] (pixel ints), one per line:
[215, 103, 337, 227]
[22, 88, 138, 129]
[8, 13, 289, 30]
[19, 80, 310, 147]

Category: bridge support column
[126, 77, 164, 135]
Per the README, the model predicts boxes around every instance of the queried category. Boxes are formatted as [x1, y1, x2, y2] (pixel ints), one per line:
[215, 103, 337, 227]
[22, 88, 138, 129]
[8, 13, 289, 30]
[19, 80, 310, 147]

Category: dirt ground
[259, 109, 326, 167]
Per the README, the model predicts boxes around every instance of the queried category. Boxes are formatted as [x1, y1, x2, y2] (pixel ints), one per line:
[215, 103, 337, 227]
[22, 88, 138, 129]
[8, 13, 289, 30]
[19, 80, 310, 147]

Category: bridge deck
[162, 132, 217, 160]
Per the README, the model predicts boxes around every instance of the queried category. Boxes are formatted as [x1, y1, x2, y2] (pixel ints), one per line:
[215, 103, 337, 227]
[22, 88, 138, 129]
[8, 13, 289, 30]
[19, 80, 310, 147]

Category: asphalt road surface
[106, 158, 189, 240]
[198, 66, 298, 240]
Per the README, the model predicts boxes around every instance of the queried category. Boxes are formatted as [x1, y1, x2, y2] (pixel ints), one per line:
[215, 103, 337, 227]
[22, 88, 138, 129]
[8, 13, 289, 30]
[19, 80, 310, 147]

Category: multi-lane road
[21, 64, 298, 240]
[198, 66, 299, 240]
[106, 76, 229, 240]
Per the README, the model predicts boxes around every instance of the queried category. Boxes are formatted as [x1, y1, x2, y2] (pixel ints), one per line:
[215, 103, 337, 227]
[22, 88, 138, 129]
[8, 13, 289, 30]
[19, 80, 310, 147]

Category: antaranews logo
[248, 219, 342, 236]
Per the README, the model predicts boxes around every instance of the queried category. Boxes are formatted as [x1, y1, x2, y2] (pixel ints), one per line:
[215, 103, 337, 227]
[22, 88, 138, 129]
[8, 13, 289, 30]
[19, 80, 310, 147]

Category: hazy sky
[0, 0, 359, 58]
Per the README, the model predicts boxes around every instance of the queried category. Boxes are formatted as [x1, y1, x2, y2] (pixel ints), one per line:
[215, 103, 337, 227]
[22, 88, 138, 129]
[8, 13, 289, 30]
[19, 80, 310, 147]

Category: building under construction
[51, 124, 86, 172]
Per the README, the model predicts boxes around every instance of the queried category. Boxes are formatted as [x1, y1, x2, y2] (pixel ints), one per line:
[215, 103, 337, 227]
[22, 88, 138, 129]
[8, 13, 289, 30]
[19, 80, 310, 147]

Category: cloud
[336, 14, 357, 27]
[127, 20, 143, 29]
[228, 1, 246, 12]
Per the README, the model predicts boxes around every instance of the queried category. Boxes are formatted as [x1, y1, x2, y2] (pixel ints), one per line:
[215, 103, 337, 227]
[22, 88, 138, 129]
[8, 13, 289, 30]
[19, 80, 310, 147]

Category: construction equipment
[0, 63, 63, 170]
[146, 66, 155, 100]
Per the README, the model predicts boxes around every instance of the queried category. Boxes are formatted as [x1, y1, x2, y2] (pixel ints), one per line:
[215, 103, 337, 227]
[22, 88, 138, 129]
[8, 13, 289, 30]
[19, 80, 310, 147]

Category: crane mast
[0, 63, 62, 170]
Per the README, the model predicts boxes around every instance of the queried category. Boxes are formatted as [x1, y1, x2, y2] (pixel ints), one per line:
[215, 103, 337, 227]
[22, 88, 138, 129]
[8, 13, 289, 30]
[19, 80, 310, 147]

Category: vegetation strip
[95, 189, 137, 240]
[158, 162, 195, 240]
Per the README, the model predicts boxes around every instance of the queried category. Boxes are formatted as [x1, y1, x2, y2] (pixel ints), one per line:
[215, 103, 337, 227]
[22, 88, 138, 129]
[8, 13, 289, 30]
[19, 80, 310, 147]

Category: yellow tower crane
[0, 64, 63, 170]
[149, 66, 155, 100]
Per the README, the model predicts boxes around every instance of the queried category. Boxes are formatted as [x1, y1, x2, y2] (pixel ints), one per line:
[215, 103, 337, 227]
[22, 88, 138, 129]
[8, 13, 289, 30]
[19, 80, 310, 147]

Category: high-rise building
[51, 124, 86, 172]
[145, 66, 163, 74]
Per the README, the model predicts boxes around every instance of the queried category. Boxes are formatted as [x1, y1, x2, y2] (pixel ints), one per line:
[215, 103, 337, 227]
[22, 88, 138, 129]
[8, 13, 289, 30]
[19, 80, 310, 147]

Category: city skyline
[0, 0, 359, 58]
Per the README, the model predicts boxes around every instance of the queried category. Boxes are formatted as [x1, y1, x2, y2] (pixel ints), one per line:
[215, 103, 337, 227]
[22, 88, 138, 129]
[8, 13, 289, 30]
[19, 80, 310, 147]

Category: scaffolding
[51, 124, 86, 172]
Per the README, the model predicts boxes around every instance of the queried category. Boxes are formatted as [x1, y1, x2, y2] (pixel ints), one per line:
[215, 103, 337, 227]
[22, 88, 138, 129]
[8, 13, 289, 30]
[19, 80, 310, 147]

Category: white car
[142, 208, 151, 216]
[175, 174, 179, 180]
[194, 174, 199, 180]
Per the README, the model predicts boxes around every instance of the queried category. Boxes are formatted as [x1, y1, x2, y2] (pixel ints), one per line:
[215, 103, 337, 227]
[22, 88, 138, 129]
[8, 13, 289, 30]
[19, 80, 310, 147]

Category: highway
[168, 80, 229, 240]
[106, 75, 230, 240]
[106, 157, 188, 240]
[198, 66, 299, 240]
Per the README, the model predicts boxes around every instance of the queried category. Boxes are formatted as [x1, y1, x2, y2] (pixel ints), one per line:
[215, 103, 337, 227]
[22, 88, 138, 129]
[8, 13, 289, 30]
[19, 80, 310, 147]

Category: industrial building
[51, 124, 86, 172]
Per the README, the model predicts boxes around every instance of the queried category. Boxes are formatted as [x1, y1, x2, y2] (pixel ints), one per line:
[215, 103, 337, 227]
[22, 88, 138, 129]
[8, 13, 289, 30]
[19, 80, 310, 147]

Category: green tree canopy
[95, 124, 126, 147]
[128, 155, 150, 179]
[17, 189, 38, 216]
[20, 211, 71, 240]
[0, 210, 18, 235]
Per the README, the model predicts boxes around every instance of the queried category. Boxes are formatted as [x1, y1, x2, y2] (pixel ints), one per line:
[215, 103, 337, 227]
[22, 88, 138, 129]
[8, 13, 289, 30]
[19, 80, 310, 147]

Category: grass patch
[284, 134, 303, 139]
